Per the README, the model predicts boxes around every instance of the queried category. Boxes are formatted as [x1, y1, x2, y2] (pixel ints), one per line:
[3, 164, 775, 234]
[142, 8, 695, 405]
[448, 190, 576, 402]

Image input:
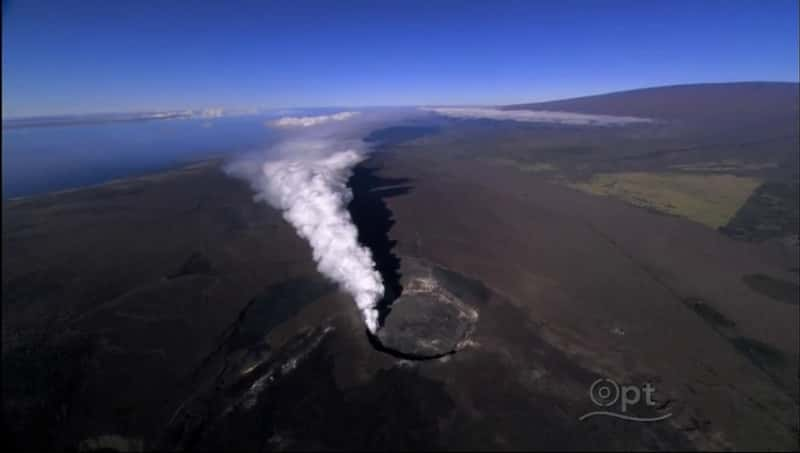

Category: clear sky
[2, 0, 798, 117]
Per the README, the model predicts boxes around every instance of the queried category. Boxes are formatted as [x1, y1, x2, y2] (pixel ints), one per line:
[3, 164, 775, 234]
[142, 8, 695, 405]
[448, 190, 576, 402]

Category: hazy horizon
[2, 80, 798, 121]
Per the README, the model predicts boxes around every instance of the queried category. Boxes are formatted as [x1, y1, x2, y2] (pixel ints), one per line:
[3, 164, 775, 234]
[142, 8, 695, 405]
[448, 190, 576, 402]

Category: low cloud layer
[226, 111, 384, 332]
[272, 111, 361, 128]
[422, 107, 651, 125]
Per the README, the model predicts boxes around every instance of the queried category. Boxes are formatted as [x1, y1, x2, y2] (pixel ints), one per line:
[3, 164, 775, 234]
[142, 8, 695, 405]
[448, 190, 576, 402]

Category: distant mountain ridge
[504, 82, 799, 121]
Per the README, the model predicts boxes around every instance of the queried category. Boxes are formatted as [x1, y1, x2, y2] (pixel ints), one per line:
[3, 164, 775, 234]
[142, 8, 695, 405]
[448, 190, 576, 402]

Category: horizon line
[3, 79, 798, 121]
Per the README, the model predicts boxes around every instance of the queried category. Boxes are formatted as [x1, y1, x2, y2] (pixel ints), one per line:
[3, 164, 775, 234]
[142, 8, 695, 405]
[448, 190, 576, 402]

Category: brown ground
[371, 145, 799, 449]
[3, 147, 798, 450]
[3, 83, 799, 450]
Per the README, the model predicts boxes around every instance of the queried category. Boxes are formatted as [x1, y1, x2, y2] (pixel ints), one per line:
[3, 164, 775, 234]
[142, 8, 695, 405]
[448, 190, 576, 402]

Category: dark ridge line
[347, 161, 412, 327]
[611, 134, 799, 162]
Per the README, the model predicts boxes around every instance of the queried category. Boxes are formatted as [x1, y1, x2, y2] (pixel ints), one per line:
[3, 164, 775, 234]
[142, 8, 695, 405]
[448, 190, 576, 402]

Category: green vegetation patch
[670, 160, 778, 173]
[741, 274, 799, 305]
[730, 336, 787, 370]
[685, 298, 736, 328]
[486, 158, 558, 173]
[721, 181, 799, 242]
[570, 172, 761, 229]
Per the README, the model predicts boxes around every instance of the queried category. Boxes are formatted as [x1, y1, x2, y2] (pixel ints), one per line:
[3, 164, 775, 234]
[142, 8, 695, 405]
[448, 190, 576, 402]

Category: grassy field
[570, 172, 762, 229]
[669, 160, 779, 173]
[485, 158, 558, 173]
[481, 153, 765, 230]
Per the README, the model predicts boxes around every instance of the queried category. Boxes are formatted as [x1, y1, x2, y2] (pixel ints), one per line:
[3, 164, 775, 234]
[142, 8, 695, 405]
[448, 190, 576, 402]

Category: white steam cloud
[272, 111, 360, 128]
[422, 107, 651, 125]
[227, 112, 384, 332]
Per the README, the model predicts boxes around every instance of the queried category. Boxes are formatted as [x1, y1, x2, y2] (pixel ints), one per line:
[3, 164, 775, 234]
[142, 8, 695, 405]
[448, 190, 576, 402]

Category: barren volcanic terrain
[3, 83, 799, 451]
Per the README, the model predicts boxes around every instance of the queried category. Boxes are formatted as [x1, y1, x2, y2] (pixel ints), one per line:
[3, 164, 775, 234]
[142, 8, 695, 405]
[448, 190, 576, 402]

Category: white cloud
[272, 111, 360, 128]
[421, 107, 651, 125]
[199, 107, 224, 118]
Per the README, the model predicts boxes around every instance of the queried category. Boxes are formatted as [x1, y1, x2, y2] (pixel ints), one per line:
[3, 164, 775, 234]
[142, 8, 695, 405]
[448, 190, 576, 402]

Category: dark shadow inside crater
[365, 328, 455, 361]
[347, 162, 412, 326]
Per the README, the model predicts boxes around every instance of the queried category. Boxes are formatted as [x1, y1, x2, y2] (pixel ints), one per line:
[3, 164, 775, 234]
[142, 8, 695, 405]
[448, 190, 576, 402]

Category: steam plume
[226, 112, 384, 332]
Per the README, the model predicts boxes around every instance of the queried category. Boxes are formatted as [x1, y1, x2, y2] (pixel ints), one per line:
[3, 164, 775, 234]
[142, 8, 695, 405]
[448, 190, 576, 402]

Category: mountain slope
[504, 82, 799, 122]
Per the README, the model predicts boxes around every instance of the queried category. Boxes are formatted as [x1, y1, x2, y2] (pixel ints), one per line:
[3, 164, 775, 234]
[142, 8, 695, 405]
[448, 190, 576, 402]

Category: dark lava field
[3, 83, 799, 451]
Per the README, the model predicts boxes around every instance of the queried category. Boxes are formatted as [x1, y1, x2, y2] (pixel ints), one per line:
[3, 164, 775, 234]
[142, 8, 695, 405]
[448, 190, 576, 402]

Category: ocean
[2, 114, 281, 198]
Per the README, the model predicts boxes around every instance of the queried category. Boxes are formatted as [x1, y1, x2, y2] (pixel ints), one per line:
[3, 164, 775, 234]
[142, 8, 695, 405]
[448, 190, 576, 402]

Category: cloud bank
[226, 112, 384, 332]
[422, 107, 651, 125]
[272, 111, 361, 128]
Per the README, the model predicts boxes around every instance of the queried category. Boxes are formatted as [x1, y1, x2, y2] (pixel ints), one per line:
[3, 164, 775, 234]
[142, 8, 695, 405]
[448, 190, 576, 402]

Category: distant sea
[2, 113, 285, 199]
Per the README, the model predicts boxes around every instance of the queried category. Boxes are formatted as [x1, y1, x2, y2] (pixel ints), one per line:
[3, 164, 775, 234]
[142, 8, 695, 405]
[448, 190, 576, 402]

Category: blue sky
[2, 0, 798, 117]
